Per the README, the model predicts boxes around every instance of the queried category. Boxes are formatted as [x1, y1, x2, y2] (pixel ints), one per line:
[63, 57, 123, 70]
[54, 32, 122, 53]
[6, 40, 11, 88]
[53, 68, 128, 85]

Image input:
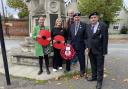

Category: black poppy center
[42, 36, 46, 40]
[57, 41, 61, 44]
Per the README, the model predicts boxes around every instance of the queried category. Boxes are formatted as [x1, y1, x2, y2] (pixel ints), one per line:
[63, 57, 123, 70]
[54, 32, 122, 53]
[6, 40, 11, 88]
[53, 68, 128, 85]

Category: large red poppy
[37, 30, 51, 46]
[53, 35, 65, 49]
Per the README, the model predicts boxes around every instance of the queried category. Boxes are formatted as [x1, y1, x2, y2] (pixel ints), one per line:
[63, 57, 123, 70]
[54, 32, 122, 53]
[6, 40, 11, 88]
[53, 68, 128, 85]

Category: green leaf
[7, 0, 29, 18]
[78, 0, 123, 25]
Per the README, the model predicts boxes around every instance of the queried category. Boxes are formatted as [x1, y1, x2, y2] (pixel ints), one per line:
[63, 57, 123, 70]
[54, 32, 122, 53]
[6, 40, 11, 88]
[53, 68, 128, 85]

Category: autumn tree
[78, 0, 123, 25]
[7, 0, 29, 19]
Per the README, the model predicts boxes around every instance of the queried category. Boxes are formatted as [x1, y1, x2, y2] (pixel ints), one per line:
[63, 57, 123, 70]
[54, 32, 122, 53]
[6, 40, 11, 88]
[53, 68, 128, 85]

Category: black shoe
[46, 69, 50, 75]
[96, 82, 102, 89]
[38, 70, 43, 75]
[87, 76, 97, 81]
[80, 72, 84, 77]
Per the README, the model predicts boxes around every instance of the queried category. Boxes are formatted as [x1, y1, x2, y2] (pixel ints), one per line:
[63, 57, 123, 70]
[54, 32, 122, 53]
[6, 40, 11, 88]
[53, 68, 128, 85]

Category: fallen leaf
[104, 74, 108, 78]
[72, 75, 80, 80]
[104, 68, 106, 71]
[57, 83, 62, 85]
[85, 73, 90, 78]
[55, 76, 59, 80]
[123, 79, 128, 83]
[112, 78, 116, 81]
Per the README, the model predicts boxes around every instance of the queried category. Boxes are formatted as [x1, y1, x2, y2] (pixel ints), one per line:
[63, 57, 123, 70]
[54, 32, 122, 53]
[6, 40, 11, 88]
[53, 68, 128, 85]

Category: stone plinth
[20, 37, 35, 52]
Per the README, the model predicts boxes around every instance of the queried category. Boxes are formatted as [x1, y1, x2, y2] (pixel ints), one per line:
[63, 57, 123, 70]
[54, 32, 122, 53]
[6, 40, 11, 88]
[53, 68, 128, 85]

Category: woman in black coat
[51, 18, 67, 72]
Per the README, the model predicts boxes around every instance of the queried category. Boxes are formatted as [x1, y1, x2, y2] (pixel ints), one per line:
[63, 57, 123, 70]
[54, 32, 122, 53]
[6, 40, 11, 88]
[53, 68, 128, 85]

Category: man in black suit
[86, 12, 108, 89]
[66, 12, 87, 77]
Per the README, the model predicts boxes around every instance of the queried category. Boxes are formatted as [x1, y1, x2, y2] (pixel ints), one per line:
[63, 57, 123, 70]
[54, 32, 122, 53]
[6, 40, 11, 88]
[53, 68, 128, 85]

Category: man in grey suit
[86, 12, 108, 89]
[66, 12, 87, 77]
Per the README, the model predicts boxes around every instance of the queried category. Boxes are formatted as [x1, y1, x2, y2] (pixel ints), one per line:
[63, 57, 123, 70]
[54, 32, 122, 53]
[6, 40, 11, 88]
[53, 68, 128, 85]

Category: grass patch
[61, 71, 79, 79]
[58, 68, 92, 80]
[17, 77, 49, 84]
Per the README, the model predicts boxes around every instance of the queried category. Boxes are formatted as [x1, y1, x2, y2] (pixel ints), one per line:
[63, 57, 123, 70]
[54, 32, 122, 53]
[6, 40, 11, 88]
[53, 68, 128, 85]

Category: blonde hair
[54, 18, 63, 28]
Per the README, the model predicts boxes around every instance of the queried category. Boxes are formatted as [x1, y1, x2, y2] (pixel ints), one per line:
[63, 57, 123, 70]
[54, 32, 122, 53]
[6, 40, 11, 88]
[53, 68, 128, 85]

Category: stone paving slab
[0, 64, 65, 81]
[0, 58, 79, 81]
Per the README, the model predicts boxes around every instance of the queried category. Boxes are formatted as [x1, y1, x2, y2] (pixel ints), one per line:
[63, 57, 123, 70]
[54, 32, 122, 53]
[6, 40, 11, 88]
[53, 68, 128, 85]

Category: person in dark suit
[66, 10, 79, 66]
[86, 12, 108, 89]
[66, 12, 87, 77]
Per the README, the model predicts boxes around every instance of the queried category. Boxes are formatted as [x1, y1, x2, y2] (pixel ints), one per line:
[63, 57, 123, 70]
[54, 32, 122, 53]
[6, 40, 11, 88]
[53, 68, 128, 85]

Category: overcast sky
[0, 0, 128, 18]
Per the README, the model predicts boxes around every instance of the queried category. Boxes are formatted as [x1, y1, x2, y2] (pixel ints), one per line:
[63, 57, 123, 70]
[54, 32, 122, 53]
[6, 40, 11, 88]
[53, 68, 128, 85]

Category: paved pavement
[0, 39, 23, 50]
[0, 39, 128, 89]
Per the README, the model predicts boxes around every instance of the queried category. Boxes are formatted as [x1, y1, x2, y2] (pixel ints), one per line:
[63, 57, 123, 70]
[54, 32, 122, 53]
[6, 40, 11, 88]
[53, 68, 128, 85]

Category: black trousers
[66, 60, 71, 71]
[39, 55, 49, 71]
[66, 50, 85, 73]
[53, 48, 63, 69]
[89, 50, 104, 82]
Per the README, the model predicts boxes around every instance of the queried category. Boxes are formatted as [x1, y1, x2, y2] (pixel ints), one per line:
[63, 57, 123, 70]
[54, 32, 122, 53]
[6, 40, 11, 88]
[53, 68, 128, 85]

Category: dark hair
[37, 15, 46, 20]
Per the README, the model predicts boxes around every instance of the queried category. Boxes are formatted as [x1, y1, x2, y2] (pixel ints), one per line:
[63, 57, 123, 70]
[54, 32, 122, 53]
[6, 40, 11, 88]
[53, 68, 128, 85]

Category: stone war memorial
[8, 0, 66, 66]
[25, 0, 65, 34]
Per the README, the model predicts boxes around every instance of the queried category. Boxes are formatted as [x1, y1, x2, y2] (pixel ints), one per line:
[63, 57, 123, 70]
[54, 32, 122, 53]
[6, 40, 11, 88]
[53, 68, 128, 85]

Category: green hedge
[120, 26, 128, 34]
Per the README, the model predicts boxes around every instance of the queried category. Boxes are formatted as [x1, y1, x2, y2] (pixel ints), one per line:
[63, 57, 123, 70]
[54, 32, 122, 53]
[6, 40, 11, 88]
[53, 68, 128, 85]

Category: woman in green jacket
[32, 16, 50, 75]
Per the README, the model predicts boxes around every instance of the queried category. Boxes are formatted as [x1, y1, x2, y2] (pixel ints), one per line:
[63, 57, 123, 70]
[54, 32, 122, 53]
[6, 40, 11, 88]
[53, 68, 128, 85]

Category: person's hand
[53, 40, 56, 43]
[66, 44, 70, 46]
[37, 35, 42, 38]
[47, 37, 51, 41]
[85, 48, 90, 55]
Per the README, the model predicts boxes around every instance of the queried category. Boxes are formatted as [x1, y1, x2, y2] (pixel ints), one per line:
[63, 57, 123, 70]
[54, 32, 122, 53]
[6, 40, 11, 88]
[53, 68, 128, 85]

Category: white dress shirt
[92, 22, 99, 34]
